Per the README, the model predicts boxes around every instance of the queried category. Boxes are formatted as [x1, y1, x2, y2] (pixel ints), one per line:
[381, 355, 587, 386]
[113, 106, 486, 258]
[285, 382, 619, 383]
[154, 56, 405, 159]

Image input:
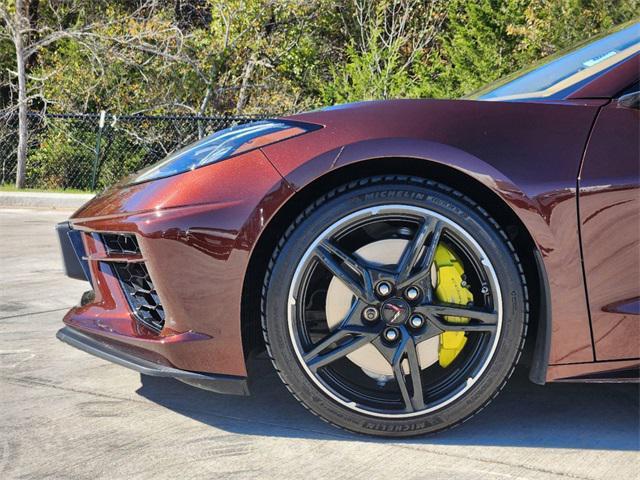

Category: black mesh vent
[111, 262, 165, 333]
[100, 233, 140, 255]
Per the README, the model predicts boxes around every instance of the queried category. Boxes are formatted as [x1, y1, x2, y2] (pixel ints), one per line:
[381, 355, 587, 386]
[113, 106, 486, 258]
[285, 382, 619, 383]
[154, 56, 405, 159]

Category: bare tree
[0, 0, 324, 187]
[0, 1, 188, 187]
[1, 0, 103, 187]
[1, 0, 29, 187]
[328, 0, 445, 101]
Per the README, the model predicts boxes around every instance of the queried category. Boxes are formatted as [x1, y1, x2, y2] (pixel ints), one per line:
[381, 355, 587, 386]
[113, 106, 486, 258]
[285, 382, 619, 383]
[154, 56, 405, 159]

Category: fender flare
[260, 136, 553, 383]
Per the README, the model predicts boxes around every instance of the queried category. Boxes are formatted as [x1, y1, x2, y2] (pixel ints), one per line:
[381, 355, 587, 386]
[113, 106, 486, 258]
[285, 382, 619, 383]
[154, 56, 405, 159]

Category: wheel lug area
[362, 306, 379, 322]
[404, 286, 421, 301]
[375, 281, 393, 298]
[409, 314, 425, 329]
[383, 327, 400, 343]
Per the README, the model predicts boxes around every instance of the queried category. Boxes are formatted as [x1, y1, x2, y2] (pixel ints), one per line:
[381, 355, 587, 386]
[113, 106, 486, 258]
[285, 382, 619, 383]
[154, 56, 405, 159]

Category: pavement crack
[0, 307, 72, 320]
[2, 375, 145, 403]
[0, 375, 348, 440]
[393, 443, 598, 480]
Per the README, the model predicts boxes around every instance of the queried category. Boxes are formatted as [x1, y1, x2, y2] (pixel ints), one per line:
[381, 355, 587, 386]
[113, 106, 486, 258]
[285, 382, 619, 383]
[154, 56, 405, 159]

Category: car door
[579, 90, 640, 361]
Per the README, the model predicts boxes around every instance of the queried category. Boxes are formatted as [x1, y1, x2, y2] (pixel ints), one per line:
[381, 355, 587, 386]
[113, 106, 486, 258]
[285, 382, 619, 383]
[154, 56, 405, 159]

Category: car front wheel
[262, 175, 528, 436]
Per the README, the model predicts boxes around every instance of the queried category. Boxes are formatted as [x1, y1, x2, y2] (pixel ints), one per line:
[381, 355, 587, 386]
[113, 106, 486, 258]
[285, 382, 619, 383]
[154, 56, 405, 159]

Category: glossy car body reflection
[58, 41, 639, 394]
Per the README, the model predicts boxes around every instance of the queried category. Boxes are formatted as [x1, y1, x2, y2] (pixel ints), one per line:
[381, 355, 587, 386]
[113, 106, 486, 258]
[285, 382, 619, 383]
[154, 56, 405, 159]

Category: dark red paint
[62, 56, 640, 383]
[578, 100, 640, 361]
[66, 150, 294, 376]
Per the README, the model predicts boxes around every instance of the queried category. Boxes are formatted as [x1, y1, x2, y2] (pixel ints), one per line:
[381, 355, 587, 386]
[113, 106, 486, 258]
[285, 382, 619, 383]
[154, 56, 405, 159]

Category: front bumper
[57, 326, 248, 394]
[56, 221, 91, 282]
[56, 149, 294, 386]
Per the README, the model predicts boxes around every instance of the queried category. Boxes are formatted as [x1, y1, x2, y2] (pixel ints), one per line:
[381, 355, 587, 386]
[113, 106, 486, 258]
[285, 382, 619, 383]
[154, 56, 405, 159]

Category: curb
[0, 191, 95, 210]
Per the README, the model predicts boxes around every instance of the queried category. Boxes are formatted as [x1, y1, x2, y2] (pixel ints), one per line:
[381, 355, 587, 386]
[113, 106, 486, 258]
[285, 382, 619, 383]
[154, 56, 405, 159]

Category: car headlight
[132, 119, 321, 184]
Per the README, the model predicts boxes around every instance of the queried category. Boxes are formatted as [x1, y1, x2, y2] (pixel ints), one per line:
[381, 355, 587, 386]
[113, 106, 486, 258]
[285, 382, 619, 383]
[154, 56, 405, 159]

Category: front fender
[262, 98, 601, 369]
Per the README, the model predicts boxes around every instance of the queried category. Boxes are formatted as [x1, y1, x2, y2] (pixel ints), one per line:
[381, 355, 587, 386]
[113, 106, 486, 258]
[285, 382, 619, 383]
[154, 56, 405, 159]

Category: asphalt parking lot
[1, 207, 638, 480]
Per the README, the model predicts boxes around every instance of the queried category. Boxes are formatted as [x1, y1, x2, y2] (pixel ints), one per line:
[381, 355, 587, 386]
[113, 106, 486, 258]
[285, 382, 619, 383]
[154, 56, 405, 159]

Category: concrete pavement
[0, 191, 93, 210]
[1, 208, 638, 480]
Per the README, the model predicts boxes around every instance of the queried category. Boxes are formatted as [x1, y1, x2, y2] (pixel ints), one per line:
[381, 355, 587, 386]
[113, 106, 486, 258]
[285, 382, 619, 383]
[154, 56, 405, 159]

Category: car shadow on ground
[136, 356, 640, 451]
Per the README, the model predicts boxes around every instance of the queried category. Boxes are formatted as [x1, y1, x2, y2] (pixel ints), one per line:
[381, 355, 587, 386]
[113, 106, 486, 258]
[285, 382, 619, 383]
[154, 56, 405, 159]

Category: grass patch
[0, 184, 91, 194]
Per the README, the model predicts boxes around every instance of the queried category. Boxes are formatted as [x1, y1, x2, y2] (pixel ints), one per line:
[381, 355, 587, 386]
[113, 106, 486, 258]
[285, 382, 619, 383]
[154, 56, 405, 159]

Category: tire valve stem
[481, 285, 489, 295]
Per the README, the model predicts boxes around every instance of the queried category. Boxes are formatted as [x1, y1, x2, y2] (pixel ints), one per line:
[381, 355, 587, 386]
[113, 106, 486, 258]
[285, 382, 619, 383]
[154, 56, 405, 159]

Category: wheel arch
[241, 157, 551, 384]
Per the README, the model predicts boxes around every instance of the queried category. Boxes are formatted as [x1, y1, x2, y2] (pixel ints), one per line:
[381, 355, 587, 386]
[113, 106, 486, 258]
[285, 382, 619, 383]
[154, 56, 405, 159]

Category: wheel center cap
[381, 298, 411, 325]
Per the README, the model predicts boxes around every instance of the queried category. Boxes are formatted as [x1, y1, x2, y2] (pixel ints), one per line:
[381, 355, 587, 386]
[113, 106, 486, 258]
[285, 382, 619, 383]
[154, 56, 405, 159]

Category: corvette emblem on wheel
[382, 299, 410, 325]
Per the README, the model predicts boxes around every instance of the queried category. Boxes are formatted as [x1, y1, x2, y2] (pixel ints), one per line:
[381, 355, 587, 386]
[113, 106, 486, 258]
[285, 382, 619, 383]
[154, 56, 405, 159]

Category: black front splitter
[56, 326, 249, 396]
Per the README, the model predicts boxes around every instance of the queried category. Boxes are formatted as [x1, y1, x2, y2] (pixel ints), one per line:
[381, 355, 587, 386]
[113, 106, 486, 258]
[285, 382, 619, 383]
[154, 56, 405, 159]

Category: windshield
[474, 21, 640, 101]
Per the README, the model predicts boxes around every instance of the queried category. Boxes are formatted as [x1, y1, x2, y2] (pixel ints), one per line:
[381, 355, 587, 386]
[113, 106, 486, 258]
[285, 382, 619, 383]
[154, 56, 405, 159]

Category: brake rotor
[325, 239, 439, 382]
[325, 238, 474, 383]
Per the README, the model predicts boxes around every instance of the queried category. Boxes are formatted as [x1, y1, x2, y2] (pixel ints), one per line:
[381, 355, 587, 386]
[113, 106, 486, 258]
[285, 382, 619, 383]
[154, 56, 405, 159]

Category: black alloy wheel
[262, 176, 528, 436]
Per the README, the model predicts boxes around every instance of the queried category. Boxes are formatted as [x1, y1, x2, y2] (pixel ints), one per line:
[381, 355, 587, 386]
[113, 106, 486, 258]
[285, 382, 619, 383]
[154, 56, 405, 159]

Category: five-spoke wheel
[263, 177, 526, 436]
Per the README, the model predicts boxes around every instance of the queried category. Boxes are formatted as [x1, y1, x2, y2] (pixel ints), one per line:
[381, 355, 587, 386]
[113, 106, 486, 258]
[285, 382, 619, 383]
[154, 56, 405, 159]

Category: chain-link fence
[0, 112, 267, 191]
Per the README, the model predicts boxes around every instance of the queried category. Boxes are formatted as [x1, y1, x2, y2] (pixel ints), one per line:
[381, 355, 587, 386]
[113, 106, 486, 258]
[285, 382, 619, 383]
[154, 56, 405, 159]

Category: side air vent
[100, 233, 140, 255]
[98, 233, 164, 333]
[111, 262, 165, 333]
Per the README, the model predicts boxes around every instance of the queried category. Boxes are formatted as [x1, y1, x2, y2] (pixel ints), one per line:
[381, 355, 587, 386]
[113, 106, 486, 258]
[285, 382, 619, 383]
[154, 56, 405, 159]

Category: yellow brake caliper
[433, 245, 473, 368]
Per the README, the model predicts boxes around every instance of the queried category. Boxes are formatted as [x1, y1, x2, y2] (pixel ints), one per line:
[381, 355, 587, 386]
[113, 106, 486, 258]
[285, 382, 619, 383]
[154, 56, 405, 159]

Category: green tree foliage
[422, 0, 528, 98]
[2, 0, 637, 115]
[1, 0, 636, 190]
[22, 0, 338, 115]
[320, 0, 446, 104]
[420, 0, 639, 98]
[515, 0, 640, 58]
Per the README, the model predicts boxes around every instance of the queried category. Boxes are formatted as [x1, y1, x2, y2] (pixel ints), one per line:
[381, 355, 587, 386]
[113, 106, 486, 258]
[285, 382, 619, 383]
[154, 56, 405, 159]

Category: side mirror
[618, 91, 640, 110]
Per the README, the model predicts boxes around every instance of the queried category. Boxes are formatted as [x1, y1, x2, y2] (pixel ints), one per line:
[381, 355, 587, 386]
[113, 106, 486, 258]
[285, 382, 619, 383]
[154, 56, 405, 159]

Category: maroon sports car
[57, 23, 640, 436]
